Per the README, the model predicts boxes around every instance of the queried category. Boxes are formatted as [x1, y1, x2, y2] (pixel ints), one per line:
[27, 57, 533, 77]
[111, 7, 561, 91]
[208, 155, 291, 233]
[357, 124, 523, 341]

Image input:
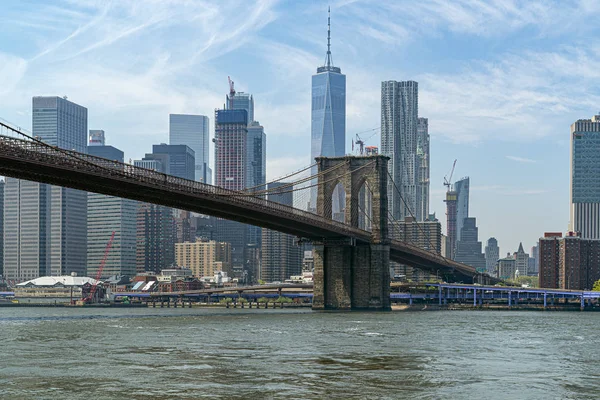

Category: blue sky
[1, 0, 598, 256]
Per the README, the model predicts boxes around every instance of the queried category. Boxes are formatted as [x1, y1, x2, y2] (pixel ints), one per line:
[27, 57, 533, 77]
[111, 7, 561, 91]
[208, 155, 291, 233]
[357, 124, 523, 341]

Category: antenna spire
[326, 6, 333, 68]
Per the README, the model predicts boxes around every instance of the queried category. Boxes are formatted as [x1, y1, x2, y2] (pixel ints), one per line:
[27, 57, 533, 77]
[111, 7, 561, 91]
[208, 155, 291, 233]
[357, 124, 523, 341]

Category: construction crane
[227, 76, 235, 109]
[443, 159, 457, 192]
[351, 127, 381, 155]
[81, 231, 115, 304]
[353, 133, 365, 155]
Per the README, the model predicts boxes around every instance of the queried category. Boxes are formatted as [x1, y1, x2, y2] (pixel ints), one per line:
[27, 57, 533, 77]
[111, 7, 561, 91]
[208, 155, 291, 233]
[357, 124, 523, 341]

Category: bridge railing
[0, 134, 371, 240]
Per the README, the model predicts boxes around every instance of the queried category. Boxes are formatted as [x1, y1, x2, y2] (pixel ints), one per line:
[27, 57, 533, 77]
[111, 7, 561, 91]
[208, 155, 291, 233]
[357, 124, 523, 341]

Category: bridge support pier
[313, 155, 391, 311]
[313, 243, 390, 311]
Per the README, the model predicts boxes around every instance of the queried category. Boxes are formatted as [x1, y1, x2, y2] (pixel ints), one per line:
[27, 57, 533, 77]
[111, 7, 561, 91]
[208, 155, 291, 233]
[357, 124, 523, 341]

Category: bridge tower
[313, 155, 391, 311]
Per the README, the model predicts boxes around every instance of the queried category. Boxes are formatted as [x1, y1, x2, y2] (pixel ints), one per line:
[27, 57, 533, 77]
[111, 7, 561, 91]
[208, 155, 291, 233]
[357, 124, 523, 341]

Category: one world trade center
[310, 8, 346, 219]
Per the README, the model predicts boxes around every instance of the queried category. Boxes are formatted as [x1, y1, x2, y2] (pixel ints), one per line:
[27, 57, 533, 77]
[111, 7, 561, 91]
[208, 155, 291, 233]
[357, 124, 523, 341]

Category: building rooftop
[16, 276, 99, 287]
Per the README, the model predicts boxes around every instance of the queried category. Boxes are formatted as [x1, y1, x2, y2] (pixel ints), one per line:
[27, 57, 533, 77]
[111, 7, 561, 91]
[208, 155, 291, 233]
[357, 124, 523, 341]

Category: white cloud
[505, 155, 536, 163]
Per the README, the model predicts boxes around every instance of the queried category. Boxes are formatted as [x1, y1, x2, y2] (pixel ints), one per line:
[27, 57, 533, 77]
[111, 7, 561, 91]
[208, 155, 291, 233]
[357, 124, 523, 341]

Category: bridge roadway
[0, 133, 488, 282]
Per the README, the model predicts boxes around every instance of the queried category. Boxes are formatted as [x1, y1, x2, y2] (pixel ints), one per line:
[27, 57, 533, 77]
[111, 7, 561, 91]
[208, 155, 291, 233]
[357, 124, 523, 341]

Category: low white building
[15, 275, 101, 304]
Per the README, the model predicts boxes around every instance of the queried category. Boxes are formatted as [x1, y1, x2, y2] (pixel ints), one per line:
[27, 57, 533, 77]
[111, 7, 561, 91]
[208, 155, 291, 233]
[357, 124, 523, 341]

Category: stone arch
[315, 155, 390, 243]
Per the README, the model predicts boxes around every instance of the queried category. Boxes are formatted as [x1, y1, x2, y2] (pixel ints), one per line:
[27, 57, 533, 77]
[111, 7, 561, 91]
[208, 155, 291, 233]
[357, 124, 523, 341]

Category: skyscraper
[133, 155, 176, 274]
[444, 190, 457, 259]
[227, 92, 254, 123]
[0, 180, 4, 277]
[246, 120, 266, 256]
[484, 237, 499, 275]
[136, 203, 175, 273]
[169, 114, 211, 183]
[247, 121, 266, 190]
[390, 215, 443, 282]
[4, 97, 87, 281]
[454, 217, 486, 271]
[149, 144, 195, 180]
[261, 182, 302, 282]
[214, 109, 249, 279]
[530, 244, 539, 276]
[416, 117, 430, 221]
[310, 8, 346, 212]
[381, 80, 419, 220]
[87, 140, 136, 279]
[570, 115, 600, 239]
[214, 109, 248, 190]
[454, 177, 470, 244]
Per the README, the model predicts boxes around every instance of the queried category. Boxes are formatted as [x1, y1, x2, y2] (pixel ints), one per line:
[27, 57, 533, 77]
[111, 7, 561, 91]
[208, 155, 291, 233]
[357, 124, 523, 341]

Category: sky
[1, 0, 599, 256]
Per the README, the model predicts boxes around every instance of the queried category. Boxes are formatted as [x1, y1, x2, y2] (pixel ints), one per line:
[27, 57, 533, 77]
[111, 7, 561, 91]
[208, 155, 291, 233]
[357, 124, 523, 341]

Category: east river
[0, 308, 598, 399]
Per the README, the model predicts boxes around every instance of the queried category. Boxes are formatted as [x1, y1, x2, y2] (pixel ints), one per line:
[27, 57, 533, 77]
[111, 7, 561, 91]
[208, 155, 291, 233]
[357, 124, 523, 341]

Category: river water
[0, 308, 598, 399]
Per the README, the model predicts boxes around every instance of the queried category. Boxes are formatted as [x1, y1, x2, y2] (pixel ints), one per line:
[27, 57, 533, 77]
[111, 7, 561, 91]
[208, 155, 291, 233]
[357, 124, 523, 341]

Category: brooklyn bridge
[0, 121, 497, 310]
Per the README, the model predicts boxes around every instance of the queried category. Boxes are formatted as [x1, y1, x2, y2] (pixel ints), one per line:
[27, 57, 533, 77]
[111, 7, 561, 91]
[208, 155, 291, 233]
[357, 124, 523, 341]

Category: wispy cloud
[506, 155, 536, 163]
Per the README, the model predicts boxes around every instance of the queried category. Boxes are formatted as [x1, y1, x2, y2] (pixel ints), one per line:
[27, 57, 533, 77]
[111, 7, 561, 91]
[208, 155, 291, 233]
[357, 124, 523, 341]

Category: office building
[416, 117, 429, 221]
[261, 182, 302, 282]
[454, 177, 470, 244]
[246, 120, 266, 256]
[227, 92, 254, 123]
[570, 115, 600, 239]
[539, 232, 600, 290]
[136, 203, 175, 274]
[169, 114, 211, 183]
[381, 80, 418, 221]
[175, 239, 231, 278]
[174, 209, 195, 244]
[309, 9, 346, 212]
[213, 109, 250, 279]
[539, 233, 562, 288]
[87, 141, 136, 279]
[444, 190, 457, 259]
[247, 121, 266, 190]
[150, 144, 195, 180]
[88, 130, 105, 146]
[497, 255, 517, 280]
[0, 180, 3, 277]
[214, 109, 248, 190]
[514, 242, 530, 277]
[454, 217, 486, 271]
[4, 97, 87, 281]
[484, 237, 499, 275]
[530, 244, 539, 276]
[390, 214, 442, 281]
[441, 234, 450, 258]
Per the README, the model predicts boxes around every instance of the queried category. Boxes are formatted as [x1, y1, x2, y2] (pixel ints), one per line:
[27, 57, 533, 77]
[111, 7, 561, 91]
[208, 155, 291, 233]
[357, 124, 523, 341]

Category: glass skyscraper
[169, 114, 211, 183]
[87, 142, 136, 279]
[309, 10, 346, 212]
[570, 115, 600, 239]
[226, 92, 254, 123]
[4, 96, 88, 281]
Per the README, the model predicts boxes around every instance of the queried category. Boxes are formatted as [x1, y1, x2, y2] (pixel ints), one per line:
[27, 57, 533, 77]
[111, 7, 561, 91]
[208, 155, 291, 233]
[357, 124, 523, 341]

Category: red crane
[83, 231, 115, 303]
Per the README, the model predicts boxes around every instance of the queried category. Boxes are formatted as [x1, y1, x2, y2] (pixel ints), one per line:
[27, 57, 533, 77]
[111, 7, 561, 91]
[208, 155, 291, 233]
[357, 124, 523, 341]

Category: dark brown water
[0, 308, 598, 399]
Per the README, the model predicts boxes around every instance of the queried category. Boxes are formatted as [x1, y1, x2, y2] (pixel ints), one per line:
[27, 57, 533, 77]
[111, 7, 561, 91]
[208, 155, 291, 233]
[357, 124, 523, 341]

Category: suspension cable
[245, 161, 349, 196]
[235, 160, 377, 199]
[244, 163, 316, 191]
[387, 171, 450, 264]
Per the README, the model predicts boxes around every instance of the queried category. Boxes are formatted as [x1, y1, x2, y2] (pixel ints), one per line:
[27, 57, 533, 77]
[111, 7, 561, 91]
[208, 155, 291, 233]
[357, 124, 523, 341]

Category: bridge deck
[0, 133, 489, 282]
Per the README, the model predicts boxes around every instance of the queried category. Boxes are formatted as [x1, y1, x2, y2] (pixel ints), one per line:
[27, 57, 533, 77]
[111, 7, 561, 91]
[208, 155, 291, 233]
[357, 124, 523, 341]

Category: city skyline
[0, 1, 596, 253]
